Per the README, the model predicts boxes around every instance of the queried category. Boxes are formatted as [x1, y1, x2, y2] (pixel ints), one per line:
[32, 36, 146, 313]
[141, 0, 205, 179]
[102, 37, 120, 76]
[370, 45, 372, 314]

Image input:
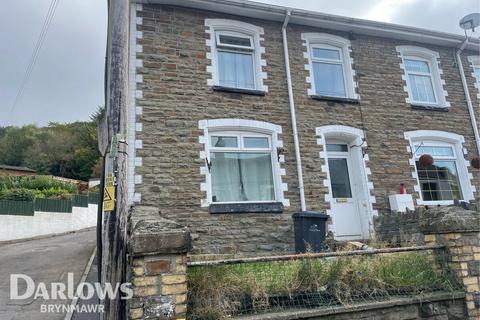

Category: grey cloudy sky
[1, 0, 478, 126]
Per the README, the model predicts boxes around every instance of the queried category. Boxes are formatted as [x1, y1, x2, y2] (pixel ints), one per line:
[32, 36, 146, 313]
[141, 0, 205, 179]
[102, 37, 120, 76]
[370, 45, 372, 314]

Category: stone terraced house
[125, 0, 480, 255]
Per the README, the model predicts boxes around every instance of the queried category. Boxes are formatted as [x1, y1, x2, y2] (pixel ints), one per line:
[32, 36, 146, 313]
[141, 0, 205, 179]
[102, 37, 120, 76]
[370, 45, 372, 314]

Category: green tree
[0, 125, 37, 166]
[0, 108, 102, 181]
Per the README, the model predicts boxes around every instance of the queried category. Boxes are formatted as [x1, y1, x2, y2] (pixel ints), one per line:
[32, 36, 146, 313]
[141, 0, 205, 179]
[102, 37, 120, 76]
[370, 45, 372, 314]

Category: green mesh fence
[0, 193, 99, 215]
[88, 192, 100, 204]
[187, 248, 462, 319]
[0, 200, 34, 216]
[72, 194, 89, 207]
[34, 198, 73, 213]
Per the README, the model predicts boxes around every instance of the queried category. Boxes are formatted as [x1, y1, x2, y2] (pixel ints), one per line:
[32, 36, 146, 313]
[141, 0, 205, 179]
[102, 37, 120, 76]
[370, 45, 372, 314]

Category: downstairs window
[209, 132, 275, 203]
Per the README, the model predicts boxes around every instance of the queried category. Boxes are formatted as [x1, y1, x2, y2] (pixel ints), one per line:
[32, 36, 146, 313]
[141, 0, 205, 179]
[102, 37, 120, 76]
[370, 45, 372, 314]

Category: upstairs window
[468, 56, 480, 98]
[216, 32, 255, 89]
[311, 45, 346, 97]
[205, 19, 267, 92]
[302, 33, 358, 99]
[473, 66, 480, 87]
[404, 58, 437, 104]
[397, 46, 449, 108]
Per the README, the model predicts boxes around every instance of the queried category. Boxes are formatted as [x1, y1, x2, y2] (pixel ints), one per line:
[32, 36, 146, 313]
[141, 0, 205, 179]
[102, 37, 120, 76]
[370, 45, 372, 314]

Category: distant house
[0, 165, 36, 177]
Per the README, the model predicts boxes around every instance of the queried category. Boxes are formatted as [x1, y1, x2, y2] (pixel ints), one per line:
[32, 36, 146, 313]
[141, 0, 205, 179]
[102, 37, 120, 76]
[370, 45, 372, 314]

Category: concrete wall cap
[128, 206, 191, 255]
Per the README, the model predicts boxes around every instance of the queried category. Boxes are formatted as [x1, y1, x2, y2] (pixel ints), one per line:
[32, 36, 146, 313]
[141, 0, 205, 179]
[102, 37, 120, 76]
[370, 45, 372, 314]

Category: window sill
[417, 200, 454, 206]
[310, 95, 360, 104]
[212, 86, 267, 96]
[411, 104, 449, 112]
[209, 202, 283, 214]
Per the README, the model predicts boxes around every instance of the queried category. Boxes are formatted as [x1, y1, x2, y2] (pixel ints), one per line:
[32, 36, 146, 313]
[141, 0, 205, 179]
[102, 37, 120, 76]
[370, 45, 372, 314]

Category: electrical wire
[6, 0, 61, 124]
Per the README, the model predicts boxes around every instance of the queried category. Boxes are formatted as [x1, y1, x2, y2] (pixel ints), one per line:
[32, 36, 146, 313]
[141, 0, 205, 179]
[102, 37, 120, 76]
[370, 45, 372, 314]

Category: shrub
[0, 176, 76, 199]
[39, 187, 72, 199]
[89, 185, 100, 193]
[0, 188, 36, 201]
[0, 176, 76, 193]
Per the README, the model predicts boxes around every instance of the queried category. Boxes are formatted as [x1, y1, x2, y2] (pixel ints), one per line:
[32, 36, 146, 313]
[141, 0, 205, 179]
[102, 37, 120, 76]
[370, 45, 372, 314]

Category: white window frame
[214, 31, 256, 90]
[198, 119, 288, 207]
[310, 44, 348, 98]
[302, 33, 358, 99]
[396, 46, 449, 108]
[404, 130, 475, 206]
[412, 141, 463, 204]
[467, 56, 480, 102]
[403, 56, 438, 104]
[205, 19, 267, 92]
[209, 131, 277, 204]
[216, 31, 254, 50]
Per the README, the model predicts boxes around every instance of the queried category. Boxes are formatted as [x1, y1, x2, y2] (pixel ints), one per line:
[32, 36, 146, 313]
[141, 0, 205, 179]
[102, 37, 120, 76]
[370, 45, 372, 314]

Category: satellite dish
[459, 13, 480, 31]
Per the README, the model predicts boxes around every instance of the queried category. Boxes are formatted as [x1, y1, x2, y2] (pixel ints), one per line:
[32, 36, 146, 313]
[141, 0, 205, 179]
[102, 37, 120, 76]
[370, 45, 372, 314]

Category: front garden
[187, 249, 461, 319]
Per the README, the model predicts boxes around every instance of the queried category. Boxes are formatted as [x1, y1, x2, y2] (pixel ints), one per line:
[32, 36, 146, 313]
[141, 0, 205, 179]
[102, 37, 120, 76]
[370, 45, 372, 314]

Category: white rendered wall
[0, 204, 97, 241]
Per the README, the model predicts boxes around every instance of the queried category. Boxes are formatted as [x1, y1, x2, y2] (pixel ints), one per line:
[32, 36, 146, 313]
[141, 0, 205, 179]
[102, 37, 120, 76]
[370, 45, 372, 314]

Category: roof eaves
[137, 0, 479, 50]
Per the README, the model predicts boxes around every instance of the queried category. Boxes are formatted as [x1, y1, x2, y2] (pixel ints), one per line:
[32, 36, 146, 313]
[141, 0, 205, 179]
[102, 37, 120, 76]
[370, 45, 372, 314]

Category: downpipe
[282, 10, 307, 211]
[456, 39, 480, 155]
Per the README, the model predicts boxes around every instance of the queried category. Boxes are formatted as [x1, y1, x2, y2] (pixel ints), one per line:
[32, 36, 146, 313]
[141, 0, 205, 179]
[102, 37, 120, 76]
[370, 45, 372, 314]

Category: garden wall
[240, 292, 467, 320]
[0, 204, 98, 241]
[374, 209, 424, 246]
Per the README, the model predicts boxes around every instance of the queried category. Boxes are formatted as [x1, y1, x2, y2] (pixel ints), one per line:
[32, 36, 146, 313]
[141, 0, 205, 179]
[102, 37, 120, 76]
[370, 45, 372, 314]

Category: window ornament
[404, 130, 475, 205]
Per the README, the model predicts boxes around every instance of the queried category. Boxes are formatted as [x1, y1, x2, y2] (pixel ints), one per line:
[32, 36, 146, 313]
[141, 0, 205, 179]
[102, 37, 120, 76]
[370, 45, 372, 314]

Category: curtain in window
[313, 62, 346, 97]
[211, 152, 274, 202]
[218, 51, 254, 89]
[409, 74, 436, 103]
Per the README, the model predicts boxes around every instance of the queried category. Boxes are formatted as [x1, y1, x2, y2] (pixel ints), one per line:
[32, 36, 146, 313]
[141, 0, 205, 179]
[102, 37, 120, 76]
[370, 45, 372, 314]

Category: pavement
[0, 229, 96, 320]
[71, 255, 100, 320]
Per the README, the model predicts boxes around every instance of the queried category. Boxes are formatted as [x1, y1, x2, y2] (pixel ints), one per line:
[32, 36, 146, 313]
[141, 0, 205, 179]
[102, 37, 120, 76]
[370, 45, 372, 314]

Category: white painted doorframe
[326, 142, 370, 240]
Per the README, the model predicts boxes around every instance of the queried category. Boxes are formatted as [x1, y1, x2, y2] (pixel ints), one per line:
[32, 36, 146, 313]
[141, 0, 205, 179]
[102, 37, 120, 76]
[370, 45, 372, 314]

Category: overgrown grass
[187, 252, 459, 319]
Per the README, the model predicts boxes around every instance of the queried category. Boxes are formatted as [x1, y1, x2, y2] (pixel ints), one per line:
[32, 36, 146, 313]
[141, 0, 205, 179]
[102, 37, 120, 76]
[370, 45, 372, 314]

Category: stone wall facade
[131, 3, 480, 254]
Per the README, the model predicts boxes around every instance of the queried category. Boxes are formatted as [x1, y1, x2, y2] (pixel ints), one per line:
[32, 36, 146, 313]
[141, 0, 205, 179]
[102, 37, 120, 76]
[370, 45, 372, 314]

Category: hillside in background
[0, 118, 101, 181]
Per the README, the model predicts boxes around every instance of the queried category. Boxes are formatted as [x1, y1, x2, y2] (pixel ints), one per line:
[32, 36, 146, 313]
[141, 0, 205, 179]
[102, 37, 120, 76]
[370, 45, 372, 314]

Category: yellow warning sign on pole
[103, 186, 115, 212]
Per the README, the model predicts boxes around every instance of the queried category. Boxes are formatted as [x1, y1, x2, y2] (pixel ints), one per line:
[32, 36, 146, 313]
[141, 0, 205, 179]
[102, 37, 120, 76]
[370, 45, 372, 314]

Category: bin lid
[292, 211, 329, 219]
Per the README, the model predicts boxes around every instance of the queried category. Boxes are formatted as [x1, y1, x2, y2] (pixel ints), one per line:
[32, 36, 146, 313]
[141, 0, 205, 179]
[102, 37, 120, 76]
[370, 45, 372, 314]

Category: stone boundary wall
[125, 205, 479, 319]
[374, 209, 424, 246]
[127, 206, 190, 320]
[420, 205, 480, 319]
[240, 292, 466, 320]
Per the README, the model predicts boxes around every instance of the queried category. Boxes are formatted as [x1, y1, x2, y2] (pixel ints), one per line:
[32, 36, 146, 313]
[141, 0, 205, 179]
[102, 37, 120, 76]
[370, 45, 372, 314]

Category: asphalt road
[0, 229, 96, 320]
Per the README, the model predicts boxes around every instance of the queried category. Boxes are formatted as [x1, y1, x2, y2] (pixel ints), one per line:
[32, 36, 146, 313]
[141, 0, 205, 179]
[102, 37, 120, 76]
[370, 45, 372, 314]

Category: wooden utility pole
[102, 0, 130, 319]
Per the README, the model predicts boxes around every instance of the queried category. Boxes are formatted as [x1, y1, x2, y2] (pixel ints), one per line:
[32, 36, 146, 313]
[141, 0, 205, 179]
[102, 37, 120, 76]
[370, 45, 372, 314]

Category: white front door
[326, 143, 365, 240]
